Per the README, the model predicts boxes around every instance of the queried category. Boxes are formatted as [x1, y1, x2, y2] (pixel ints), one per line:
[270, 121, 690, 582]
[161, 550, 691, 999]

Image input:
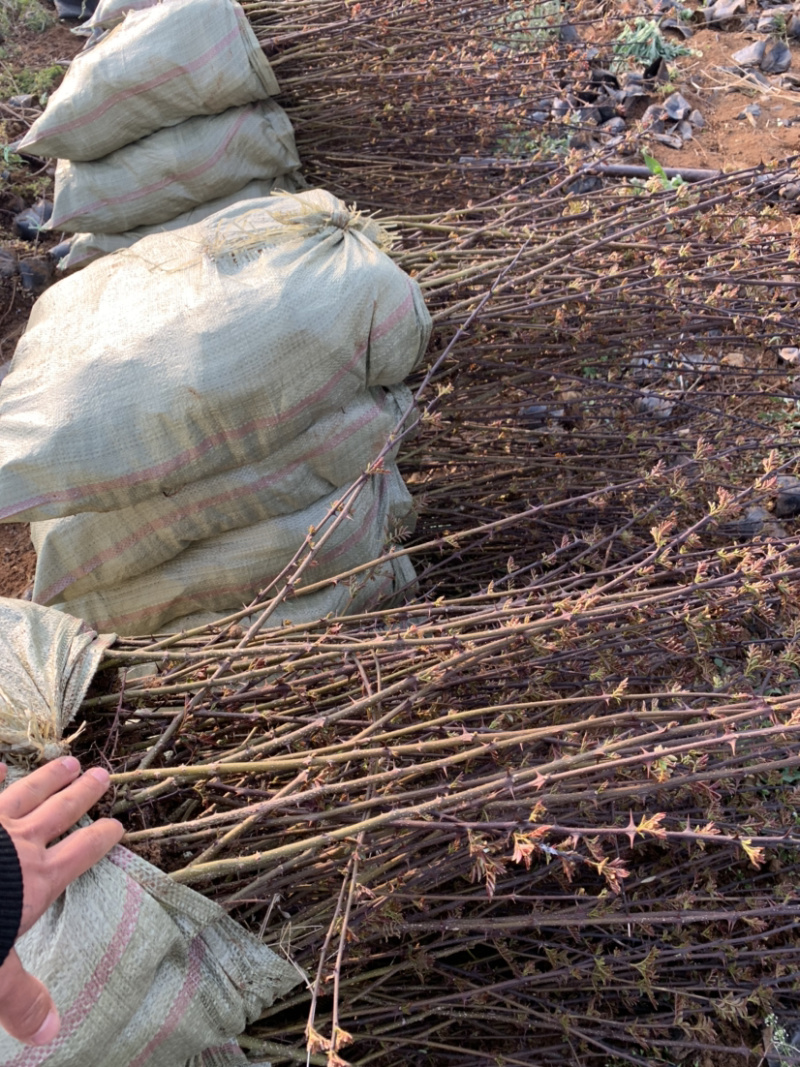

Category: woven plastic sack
[0, 597, 298, 1066]
[59, 175, 303, 272]
[0, 189, 430, 523]
[18, 0, 278, 162]
[32, 385, 413, 604]
[169, 552, 417, 636]
[49, 100, 301, 235]
[85, 0, 159, 27]
[0, 597, 113, 761]
[56, 463, 415, 634]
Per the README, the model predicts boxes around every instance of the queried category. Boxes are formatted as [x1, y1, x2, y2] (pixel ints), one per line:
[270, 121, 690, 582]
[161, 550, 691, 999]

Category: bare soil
[658, 27, 800, 172]
[0, 521, 35, 597]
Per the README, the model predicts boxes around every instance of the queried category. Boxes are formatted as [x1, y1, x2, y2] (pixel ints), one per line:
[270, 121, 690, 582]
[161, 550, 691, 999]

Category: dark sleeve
[0, 825, 23, 968]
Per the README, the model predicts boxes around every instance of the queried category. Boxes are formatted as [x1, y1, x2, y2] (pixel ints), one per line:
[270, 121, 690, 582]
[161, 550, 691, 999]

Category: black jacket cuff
[0, 825, 23, 968]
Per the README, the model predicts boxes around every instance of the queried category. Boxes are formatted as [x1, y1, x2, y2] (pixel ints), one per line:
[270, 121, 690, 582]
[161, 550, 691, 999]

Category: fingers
[0, 950, 60, 1046]
[23, 766, 114, 844]
[0, 756, 81, 820]
[47, 818, 125, 896]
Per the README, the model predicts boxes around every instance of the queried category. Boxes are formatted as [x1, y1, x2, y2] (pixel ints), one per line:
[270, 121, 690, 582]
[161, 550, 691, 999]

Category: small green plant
[495, 128, 569, 160]
[613, 17, 692, 69]
[2, 143, 22, 165]
[628, 152, 686, 193]
[772, 12, 789, 39]
[764, 1013, 800, 1066]
[0, 0, 55, 34]
[494, 1, 562, 53]
[0, 62, 64, 104]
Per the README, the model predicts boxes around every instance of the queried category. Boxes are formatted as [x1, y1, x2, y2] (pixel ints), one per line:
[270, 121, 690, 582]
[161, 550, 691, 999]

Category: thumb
[0, 950, 60, 1046]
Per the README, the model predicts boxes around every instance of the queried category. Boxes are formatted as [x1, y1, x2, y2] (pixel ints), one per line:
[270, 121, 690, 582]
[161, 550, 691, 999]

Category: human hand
[0, 757, 124, 1046]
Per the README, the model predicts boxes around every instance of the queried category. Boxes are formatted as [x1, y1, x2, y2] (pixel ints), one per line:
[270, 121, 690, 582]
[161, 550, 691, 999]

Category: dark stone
[689, 108, 706, 127]
[18, 256, 54, 294]
[635, 392, 674, 418]
[643, 57, 671, 84]
[789, 15, 800, 38]
[0, 249, 18, 279]
[745, 69, 772, 87]
[704, 0, 748, 26]
[518, 404, 563, 426]
[660, 16, 693, 37]
[732, 41, 767, 67]
[552, 98, 569, 118]
[529, 111, 549, 124]
[620, 89, 647, 115]
[628, 355, 663, 382]
[653, 131, 684, 150]
[641, 103, 667, 133]
[739, 102, 762, 119]
[756, 7, 793, 32]
[558, 22, 581, 43]
[677, 120, 694, 140]
[761, 39, 792, 73]
[597, 104, 618, 122]
[663, 91, 691, 121]
[775, 488, 800, 519]
[567, 175, 603, 194]
[576, 106, 601, 125]
[49, 240, 73, 264]
[574, 85, 599, 104]
[599, 116, 626, 135]
[7, 94, 35, 109]
[590, 68, 620, 89]
[601, 86, 629, 105]
[779, 182, 800, 200]
[12, 200, 53, 241]
[723, 506, 787, 540]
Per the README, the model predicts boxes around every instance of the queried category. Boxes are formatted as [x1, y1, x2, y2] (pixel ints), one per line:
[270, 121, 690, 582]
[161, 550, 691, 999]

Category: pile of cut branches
[242, 0, 622, 212]
[71, 161, 800, 1066]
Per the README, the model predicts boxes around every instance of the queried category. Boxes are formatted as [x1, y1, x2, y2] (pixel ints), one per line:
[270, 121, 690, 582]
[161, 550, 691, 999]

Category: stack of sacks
[18, 0, 302, 271]
[0, 189, 431, 635]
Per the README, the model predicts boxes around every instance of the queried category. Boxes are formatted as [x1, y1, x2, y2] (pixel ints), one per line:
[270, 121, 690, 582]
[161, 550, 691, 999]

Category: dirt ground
[654, 27, 800, 172]
[1, 521, 34, 596]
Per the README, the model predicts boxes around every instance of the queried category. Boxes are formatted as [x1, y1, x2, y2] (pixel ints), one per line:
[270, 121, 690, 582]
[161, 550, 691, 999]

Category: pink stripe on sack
[37, 402, 386, 604]
[197, 1042, 244, 1067]
[372, 284, 414, 340]
[22, 25, 241, 144]
[321, 479, 383, 567]
[90, 477, 387, 631]
[126, 937, 205, 1067]
[51, 106, 255, 228]
[7, 877, 144, 1067]
[0, 341, 372, 520]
